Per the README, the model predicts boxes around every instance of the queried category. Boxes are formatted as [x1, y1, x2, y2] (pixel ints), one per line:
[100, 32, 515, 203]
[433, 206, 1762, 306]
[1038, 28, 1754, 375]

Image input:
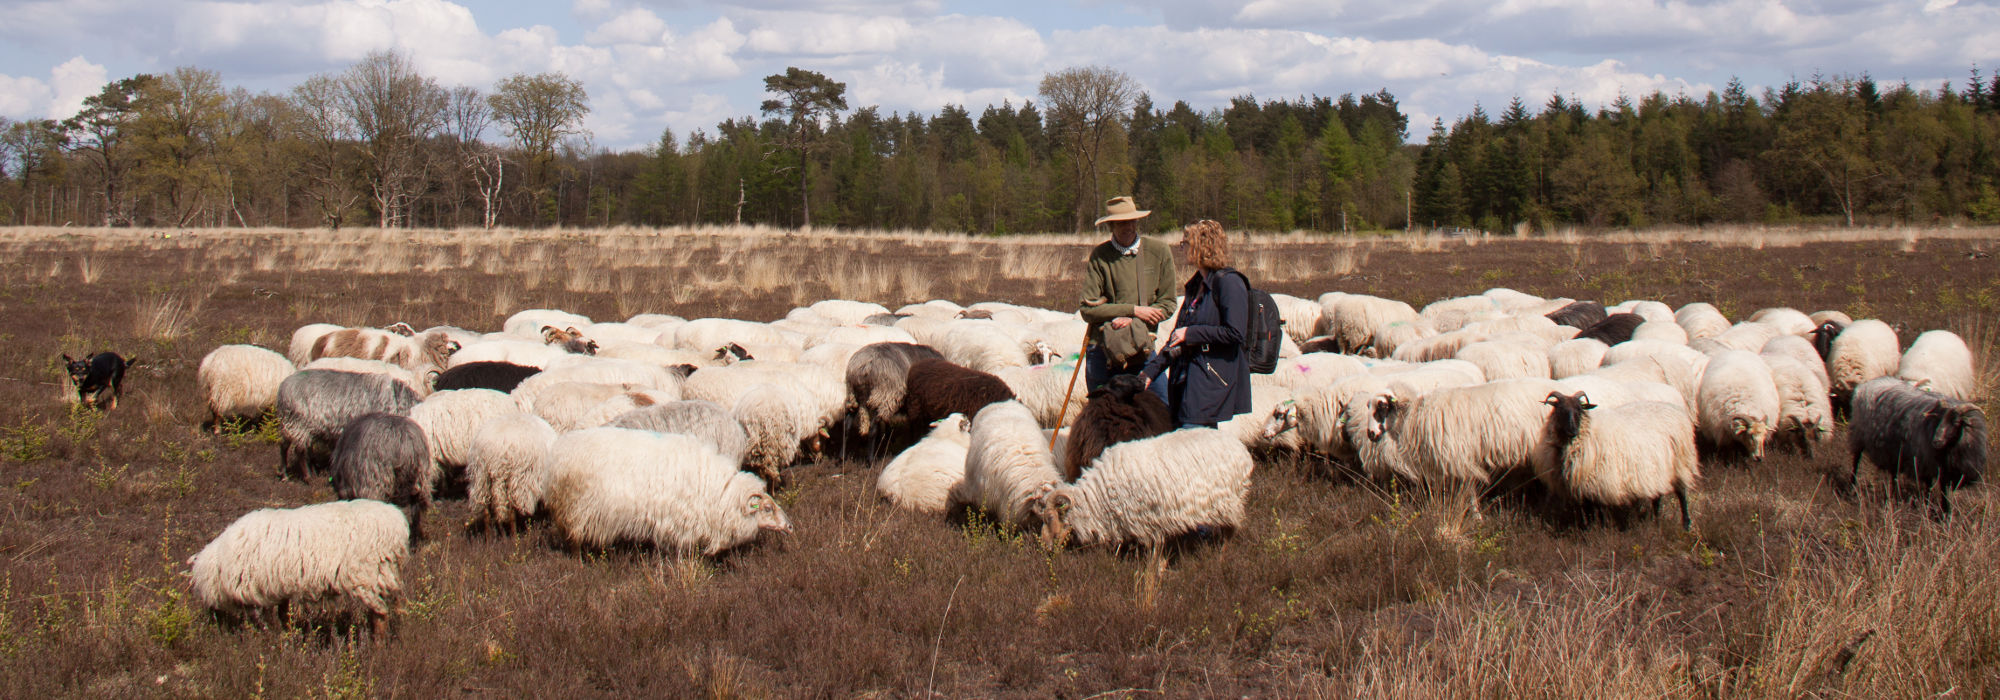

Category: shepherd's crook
[1048, 334, 1092, 454]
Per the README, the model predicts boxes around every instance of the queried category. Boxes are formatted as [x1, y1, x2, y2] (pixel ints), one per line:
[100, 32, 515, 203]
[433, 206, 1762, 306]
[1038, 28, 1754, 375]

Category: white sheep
[605, 399, 749, 463]
[1897, 329, 1978, 401]
[1482, 288, 1550, 313]
[510, 358, 683, 414]
[1391, 327, 1488, 363]
[624, 313, 688, 329]
[1369, 319, 1440, 358]
[1455, 338, 1552, 380]
[1698, 322, 1783, 355]
[410, 389, 518, 472]
[817, 324, 916, 349]
[1760, 335, 1831, 397]
[543, 428, 791, 554]
[198, 344, 295, 432]
[895, 299, 965, 319]
[448, 338, 570, 369]
[877, 413, 973, 514]
[1263, 374, 1389, 465]
[681, 361, 846, 435]
[309, 327, 459, 379]
[1532, 393, 1699, 529]
[1260, 352, 1372, 394]
[733, 382, 821, 482]
[186, 500, 408, 633]
[931, 320, 1037, 372]
[1828, 319, 1901, 403]
[993, 361, 1089, 428]
[1763, 354, 1833, 455]
[1267, 292, 1324, 344]
[1371, 377, 1562, 496]
[809, 299, 893, 325]
[948, 400, 1061, 529]
[1030, 428, 1254, 555]
[1610, 300, 1677, 325]
[1696, 350, 1780, 461]
[1554, 374, 1686, 410]
[1809, 310, 1854, 328]
[1674, 303, 1730, 340]
[465, 410, 558, 531]
[674, 318, 789, 354]
[1316, 292, 1419, 353]
[288, 323, 344, 366]
[579, 322, 664, 346]
[503, 309, 592, 339]
[1630, 320, 1688, 345]
[594, 341, 712, 369]
[1548, 338, 1610, 379]
[1221, 381, 1307, 452]
[1748, 307, 1816, 337]
[528, 382, 678, 433]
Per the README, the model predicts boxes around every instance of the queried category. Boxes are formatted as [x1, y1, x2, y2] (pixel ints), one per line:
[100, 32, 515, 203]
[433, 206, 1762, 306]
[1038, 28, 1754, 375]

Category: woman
[1141, 220, 1252, 429]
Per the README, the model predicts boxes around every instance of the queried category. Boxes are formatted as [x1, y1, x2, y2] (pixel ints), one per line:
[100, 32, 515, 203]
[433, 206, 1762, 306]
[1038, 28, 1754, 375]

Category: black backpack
[1225, 269, 1284, 374]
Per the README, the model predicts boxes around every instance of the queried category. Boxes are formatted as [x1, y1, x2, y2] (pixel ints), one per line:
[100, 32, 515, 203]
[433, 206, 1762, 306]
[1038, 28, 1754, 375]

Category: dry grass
[1, 225, 1998, 696]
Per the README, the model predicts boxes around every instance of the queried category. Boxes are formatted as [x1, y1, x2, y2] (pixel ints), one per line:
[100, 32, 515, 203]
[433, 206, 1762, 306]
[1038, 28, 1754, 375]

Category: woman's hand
[1167, 328, 1188, 347]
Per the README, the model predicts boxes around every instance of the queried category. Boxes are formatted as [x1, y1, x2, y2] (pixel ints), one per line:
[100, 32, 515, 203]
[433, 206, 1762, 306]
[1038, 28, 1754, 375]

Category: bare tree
[489, 72, 588, 224]
[340, 50, 447, 228]
[444, 85, 505, 229]
[1039, 66, 1138, 231]
[284, 73, 361, 229]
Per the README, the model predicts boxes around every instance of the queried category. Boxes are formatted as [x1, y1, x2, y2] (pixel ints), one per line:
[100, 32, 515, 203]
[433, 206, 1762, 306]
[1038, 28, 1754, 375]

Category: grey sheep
[846, 342, 946, 436]
[1848, 377, 1987, 515]
[605, 399, 751, 464]
[277, 369, 421, 480]
[330, 413, 438, 540]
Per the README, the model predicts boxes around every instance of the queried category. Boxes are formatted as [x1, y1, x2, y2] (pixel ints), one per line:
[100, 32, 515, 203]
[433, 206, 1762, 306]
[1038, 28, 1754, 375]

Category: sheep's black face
[1811, 322, 1842, 360]
[1102, 373, 1148, 401]
[1543, 391, 1591, 443]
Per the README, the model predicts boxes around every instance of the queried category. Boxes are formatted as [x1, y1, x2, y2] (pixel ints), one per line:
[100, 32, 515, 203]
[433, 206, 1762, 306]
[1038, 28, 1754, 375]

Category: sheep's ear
[446, 340, 462, 354]
[746, 493, 772, 513]
[1731, 417, 1749, 433]
[1050, 492, 1072, 512]
[566, 326, 581, 336]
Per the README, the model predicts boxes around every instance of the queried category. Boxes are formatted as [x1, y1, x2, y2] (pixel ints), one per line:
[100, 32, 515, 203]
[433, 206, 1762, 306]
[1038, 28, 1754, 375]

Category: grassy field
[0, 224, 1996, 697]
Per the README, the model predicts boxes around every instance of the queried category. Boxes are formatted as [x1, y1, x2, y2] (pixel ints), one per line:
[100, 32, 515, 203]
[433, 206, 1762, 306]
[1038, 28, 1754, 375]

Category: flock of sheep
[178, 288, 1987, 633]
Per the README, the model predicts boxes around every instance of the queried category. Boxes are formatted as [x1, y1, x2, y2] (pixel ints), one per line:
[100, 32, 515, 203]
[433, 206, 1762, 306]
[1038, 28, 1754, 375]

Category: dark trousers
[1085, 345, 1170, 403]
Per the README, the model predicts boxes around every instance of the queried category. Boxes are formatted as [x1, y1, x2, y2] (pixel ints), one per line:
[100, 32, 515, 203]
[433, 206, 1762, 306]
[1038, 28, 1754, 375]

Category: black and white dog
[64, 352, 136, 410]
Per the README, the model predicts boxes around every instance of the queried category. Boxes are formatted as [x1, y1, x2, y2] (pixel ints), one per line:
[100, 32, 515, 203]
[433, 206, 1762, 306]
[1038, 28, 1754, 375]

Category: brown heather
[0, 224, 1997, 697]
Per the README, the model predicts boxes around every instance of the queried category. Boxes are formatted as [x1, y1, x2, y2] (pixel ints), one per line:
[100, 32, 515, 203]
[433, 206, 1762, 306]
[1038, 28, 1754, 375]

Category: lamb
[1548, 338, 1610, 379]
[288, 323, 345, 366]
[466, 411, 558, 532]
[330, 413, 437, 540]
[1030, 428, 1254, 558]
[1674, 303, 1731, 340]
[1574, 313, 1646, 346]
[1532, 392, 1699, 529]
[902, 358, 1019, 430]
[1896, 329, 1978, 401]
[1695, 350, 1780, 461]
[605, 400, 750, 464]
[732, 383, 821, 483]
[1848, 376, 1987, 514]
[1763, 354, 1834, 455]
[1059, 374, 1173, 481]
[409, 389, 517, 477]
[846, 342, 947, 436]
[431, 361, 542, 393]
[876, 413, 973, 514]
[1545, 301, 1608, 329]
[186, 500, 408, 634]
[276, 369, 421, 480]
[948, 401, 1062, 530]
[542, 428, 791, 554]
[198, 344, 294, 432]
[1828, 319, 1901, 407]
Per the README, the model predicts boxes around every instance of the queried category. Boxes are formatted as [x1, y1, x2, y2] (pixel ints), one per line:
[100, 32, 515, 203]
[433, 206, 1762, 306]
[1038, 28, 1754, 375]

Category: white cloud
[0, 56, 108, 120]
[739, 11, 911, 56]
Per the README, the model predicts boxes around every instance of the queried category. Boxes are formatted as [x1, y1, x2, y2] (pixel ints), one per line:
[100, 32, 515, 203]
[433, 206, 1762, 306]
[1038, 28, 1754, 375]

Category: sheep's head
[1028, 339, 1058, 366]
[384, 322, 417, 336]
[1542, 391, 1594, 443]
[1811, 321, 1842, 360]
[1932, 403, 1984, 450]
[541, 325, 582, 345]
[715, 342, 752, 364]
[563, 337, 599, 355]
[1366, 394, 1399, 442]
[746, 492, 792, 534]
[1731, 416, 1769, 461]
[1260, 401, 1299, 440]
[1028, 484, 1073, 550]
[956, 309, 993, 320]
[932, 413, 971, 436]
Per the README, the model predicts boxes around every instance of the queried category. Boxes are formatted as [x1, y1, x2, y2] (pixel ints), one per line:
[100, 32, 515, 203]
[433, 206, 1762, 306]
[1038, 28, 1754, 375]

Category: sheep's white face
[933, 413, 970, 435]
[746, 492, 791, 534]
[1732, 416, 1770, 461]
[1365, 393, 1398, 442]
[1259, 402, 1298, 440]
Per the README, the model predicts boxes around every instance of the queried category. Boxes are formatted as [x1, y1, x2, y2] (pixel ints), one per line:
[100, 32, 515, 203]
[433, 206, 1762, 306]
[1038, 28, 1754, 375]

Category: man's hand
[1110, 317, 1132, 330]
[1133, 307, 1167, 324]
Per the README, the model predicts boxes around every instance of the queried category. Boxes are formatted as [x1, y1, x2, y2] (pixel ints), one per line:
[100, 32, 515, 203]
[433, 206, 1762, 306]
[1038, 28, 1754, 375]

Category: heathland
[0, 224, 1995, 697]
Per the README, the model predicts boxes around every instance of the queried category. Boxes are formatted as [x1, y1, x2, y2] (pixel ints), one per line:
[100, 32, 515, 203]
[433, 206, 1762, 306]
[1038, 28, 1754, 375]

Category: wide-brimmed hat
[1094, 196, 1151, 225]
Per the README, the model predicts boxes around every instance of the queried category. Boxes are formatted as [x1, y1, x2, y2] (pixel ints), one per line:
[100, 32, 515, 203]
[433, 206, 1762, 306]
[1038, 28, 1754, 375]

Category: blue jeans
[1179, 422, 1217, 430]
[1085, 345, 1170, 403]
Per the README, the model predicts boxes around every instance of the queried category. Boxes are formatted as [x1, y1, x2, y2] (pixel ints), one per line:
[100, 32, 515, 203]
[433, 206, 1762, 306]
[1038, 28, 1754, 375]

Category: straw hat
[1094, 196, 1151, 225]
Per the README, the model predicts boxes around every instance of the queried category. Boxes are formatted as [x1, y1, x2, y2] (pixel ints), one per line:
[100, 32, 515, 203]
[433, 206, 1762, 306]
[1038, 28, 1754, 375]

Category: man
[1078, 196, 1178, 392]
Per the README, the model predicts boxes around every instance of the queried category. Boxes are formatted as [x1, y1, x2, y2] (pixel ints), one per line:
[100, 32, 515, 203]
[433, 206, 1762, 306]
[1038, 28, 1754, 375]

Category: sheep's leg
[1849, 450, 1863, 495]
[275, 600, 292, 628]
[1675, 486, 1692, 532]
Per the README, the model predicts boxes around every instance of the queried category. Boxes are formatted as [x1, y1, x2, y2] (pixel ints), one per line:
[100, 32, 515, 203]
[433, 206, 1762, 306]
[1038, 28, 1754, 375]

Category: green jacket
[1079, 236, 1179, 346]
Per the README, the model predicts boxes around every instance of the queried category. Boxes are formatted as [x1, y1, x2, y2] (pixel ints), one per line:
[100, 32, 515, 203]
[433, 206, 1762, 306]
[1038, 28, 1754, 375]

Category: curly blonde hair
[1181, 219, 1230, 270]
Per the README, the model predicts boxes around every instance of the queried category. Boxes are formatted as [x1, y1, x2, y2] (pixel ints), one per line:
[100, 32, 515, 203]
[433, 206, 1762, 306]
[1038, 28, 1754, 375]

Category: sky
[0, 0, 1994, 151]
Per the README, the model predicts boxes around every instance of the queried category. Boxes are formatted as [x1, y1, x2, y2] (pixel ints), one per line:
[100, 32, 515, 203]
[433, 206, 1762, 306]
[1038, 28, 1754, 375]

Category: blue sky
[1, 0, 1993, 151]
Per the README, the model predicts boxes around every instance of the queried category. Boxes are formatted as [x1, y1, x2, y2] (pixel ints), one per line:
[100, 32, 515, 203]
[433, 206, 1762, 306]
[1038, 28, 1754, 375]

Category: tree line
[2, 55, 1997, 233]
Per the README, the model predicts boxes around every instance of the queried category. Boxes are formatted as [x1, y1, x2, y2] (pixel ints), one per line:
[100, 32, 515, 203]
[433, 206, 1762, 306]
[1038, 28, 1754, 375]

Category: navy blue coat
[1143, 268, 1253, 426]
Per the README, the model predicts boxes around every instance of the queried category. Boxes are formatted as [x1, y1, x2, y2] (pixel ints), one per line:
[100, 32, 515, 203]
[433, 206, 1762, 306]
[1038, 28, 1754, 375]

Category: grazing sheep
[1368, 319, 1440, 358]
[1809, 310, 1853, 329]
[1546, 301, 1608, 329]
[1297, 336, 1344, 355]
[1630, 320, 1688, 345]
[330, 413, 437, 540]
[1748, 307, 1816, 337]
[673, 318, 788, 354]
[288, 323, 344, 366]
[595, 341, 713, 369]
[993, 361, 1090, 429]
[502, 309, 592, 339]
[1674, 303, 1731, 341]
[1897, 330, 1978, 401]
[903, 358, 1018, 431]
[1828, 319, 1901, 406]
[466, 411, 558, 532]
[605, 400, 749, 464]
[543, 428, 791, 554]
[1261, 352, 1372, 394]
[431, 361, 542, 393]
[187, 500, 408, 634]
[625, 313, 686, 329]
[1533, 392, 1699, 529]
[1575, 313, 1646, 347]
[301, 357, 426, 397]
[846, 342, 948, 436]
[877, 413, 974, 514]
[1059, 374, 1173, 480]
[1760, 335, 1830, 393]
[276, 369, 421, 480]
[578, 322, 663, 347]
[198, 344, 294, 431]
[1548, 338, 1610, 379]
[1811, 320, 1846, 361]
[1763, 354, 1834, 455]
[511, 358, 682, 414]
[1848, 377, 1987, 514]
[409, 389, 517, 475]
[1317, 292, 1420, 354]
[678, 361, 846, 440]
[1455, 339, 1551, 380]
[1268, 293, 1324, 344]
[732, 383, 820, 482]
[310, 328, 459, 378]
[1610, 300, 1677, 325]
[1695, 350, 1780, 461]
[1392, 328, 1489, 363]
[447, 339, 570, 369]
[1031, 428, 1254, 556]
[1554, 375, 1686, 410]
[1371, 378, 1563, 495]
[528, 382, 676, 433]
[930, 320, 1038, 373]
[949, 401, 1061, 529]
[809, 299, 893, 325]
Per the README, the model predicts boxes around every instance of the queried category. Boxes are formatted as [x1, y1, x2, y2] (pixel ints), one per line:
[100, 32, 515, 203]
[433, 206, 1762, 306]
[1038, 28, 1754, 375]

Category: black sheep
[331, 413, 436, 540]
[432, 361, 542, 393]
[1848, 377, 1987, 515]
[1060, 373, 1173, 482]
[1575, 313, 1645, 346]
[846, 342, 946, 436]
[1811, 320, 1845, 360]
[64, 352, 135, 410]
[901, 358, 1016, 431]
[1545, 301, 1608, 330]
